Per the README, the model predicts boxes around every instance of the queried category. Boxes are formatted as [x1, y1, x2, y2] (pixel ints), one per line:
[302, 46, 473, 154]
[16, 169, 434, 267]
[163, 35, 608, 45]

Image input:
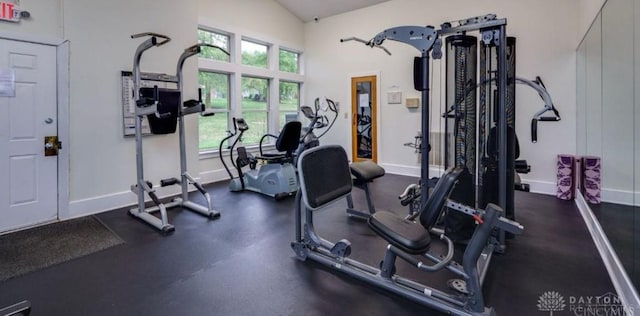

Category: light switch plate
[387, 91, 402, 104]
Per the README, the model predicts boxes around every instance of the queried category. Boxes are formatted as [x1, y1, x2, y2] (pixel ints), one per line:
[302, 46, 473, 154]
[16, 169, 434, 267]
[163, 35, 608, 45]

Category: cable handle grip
[400, 196, 416, 206]
[531, 118, 538, 143]
[201, 110, 215, 117]
[136, 98, 154, 107]
[339, 37, 392, 55]
[181, 88, 205, 108]
[198, 87, 215, 116]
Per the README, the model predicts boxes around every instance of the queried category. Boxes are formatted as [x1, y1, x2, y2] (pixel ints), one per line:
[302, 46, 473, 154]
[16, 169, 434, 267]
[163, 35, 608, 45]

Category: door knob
[44, 136, 60, 156]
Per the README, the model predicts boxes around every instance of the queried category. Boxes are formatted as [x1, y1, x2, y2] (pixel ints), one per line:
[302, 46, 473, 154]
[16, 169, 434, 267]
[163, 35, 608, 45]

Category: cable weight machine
[444, 35, 561, 246]
[342, 14, 512, 248]
[296, 15, 519, 315]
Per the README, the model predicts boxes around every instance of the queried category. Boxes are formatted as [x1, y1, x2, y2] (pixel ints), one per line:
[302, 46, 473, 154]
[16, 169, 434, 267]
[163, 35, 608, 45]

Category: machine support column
[420, 53, 430, 207]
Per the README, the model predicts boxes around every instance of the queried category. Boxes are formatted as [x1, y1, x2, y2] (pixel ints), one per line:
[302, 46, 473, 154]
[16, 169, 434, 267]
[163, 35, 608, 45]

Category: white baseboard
[601, 188, 639, 206]
[199, 168, 233, 185]
[519, 178, 556, 196]
[382, 164, 558, 197]
[65, 171, 229, 220]
[522, 178, 640, 205]
[574, 191, 640, 314]
[380, 163, 444, 178]
[64, 165, 639, 220]
[67, 185, 182, 220]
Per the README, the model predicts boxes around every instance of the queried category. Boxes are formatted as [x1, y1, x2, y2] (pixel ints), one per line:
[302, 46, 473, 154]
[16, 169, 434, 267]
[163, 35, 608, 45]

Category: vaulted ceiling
[274, 0, 390, 22]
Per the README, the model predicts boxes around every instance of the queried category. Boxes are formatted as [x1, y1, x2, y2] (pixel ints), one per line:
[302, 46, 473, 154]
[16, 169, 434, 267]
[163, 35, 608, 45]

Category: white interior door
[0, 39, 58, 233]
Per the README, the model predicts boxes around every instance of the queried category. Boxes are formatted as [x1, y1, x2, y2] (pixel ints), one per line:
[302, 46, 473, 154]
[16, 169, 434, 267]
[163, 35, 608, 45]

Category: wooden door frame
[349, 71, 381, 163]
[0, 31, 70, 223]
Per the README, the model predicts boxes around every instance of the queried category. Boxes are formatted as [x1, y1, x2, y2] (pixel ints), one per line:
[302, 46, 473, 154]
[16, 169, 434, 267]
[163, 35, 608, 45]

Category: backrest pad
[276, 121, 302, 154]
[298, 145, 352, 210]
[419, 167, 463, 229]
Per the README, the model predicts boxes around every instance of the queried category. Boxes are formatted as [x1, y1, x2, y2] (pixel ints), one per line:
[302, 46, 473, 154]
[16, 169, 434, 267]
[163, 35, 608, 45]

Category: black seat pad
[350, 161, 385, 184]
[368, 211, 431, 254]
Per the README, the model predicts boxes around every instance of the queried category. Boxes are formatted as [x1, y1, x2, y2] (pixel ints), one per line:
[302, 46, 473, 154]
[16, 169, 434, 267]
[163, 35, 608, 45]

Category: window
[197, 26, 304, 153]
[241, 76, 269, 144]
[198, 71, 230, 150]
[279, 49, 299, 73]
[241, 39, 268, 68]
[198, 29, 230, 62]
[279, 81, 300, 127]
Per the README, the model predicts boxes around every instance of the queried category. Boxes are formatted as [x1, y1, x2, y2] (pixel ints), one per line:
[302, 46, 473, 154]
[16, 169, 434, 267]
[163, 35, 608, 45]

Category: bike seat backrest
[298, 145, 352, 210]
[276, 121, 302, 155]
[419, 167, 463, 229]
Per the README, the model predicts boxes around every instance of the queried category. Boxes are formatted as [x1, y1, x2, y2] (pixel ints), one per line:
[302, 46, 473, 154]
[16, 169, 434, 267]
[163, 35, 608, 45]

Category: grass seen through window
[199, 98, 298, 150]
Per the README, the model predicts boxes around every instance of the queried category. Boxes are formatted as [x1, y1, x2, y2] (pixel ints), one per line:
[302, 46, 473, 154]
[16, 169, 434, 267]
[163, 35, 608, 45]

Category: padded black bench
[368, 168, 462, 254]
[346, 160, 386, 218]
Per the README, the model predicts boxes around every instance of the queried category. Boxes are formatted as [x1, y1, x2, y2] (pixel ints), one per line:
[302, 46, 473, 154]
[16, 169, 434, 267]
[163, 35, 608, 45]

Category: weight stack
[556, 154, 575, 200]
[443, 35, 477, 243]
[581, 156, 601, 204]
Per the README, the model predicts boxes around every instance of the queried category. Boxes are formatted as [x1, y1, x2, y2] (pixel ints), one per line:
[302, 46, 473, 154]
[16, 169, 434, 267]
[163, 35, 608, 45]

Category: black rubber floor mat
[0, 216, 124, 282]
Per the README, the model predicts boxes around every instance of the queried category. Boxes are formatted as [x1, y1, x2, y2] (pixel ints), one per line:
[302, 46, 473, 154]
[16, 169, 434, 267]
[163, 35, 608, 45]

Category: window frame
[198, 70, 231, 152]
[197, 27, 232, 63]
[240, 75, 270, 145]
[241, 37, 270, 69]
[197, 24, 305, 156]
[278, 48, 301, 74]
[279, 80, 301, 128]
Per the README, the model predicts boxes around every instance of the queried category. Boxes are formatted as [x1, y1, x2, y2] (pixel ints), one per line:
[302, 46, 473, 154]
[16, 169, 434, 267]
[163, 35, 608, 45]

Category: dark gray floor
[0, 174, 617, 315]
[591, 201, 639, 289]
